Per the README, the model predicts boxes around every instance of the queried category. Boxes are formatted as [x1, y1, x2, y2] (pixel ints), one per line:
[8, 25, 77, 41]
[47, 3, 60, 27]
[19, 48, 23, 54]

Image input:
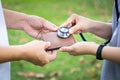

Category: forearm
[89, 20, 112, 40]
[91, 45, 120, 63]
[102, 46, 120, 63]
[3, 9, 28, 30]
[0, 46, 24, 63]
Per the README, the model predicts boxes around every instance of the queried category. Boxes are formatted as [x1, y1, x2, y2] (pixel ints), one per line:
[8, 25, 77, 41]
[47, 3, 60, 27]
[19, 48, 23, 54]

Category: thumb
[48, 51, 57, 61]
[69, 24, 81, 34]
[59, 46, 73, 52]
[44, 42, 51, 49]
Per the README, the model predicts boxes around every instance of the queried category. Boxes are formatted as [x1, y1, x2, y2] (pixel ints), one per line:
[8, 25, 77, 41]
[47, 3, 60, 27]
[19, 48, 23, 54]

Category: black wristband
[96, 44, 105, 60]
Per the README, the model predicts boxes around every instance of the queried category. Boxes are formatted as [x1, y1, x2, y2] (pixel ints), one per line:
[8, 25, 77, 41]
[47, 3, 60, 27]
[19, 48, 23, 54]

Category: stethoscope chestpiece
[57, 27, 71, 39]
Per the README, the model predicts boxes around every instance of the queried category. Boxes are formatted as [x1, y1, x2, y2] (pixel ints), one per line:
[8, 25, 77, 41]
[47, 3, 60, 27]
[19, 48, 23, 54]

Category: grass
[2, 0, 113, 80]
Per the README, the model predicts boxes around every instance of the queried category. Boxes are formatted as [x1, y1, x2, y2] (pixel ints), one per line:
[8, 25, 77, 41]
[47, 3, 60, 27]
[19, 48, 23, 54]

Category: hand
[59, 42, 98, 56]
[23, 15, 58, 38]
[4, 9, 58, 38]
[20, 40, 57, 66]
[60, 14, 94, 34]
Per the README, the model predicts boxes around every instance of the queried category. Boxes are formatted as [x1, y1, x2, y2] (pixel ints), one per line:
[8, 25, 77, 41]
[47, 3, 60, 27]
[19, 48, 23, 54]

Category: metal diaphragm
[57, 27, 71, 39]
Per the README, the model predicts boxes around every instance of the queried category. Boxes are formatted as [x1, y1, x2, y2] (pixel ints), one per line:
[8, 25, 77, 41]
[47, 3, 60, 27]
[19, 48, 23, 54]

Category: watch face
[57, 27, 71, 39]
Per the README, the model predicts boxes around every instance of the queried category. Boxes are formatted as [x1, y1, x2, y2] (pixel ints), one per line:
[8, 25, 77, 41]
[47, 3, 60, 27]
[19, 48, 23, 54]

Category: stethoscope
[57, 26, 87, 41]
[57, 26, 110, 45]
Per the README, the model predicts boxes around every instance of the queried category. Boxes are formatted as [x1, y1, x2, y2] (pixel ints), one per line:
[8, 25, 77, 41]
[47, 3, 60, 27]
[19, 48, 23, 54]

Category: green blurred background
[2, 0, 113, 80]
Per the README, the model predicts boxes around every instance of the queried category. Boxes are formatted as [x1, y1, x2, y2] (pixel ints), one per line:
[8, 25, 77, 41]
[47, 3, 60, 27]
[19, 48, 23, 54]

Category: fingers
[47, 50, 57, 61]
[60, 18, 74, 27]
[39, 50, 57, 66]
[41, 42, 57, 61]
[69, 24, 82, 34]
[60, 14, 83, 34]
[43, 42, 51, 49]
[59, 46, 74, 52]
[60, 14, 76, 27]
[43, 20, 58, 31]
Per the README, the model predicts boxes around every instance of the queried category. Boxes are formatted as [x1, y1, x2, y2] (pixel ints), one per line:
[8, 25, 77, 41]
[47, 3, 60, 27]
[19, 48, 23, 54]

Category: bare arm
[60, 14, 119, 63]
[3, 9, 28, 30]
[89, 20, 112, 40]
[91, 44, 120, 63]
[89, 43, 120, 63]
[3, 9, 57, 38]
[0, 46, 23, 62]
[102, 46, 120, 63]
[61, 14, 112, 40]
[60, 42, 120, 64]
[0, 41, 57, 66]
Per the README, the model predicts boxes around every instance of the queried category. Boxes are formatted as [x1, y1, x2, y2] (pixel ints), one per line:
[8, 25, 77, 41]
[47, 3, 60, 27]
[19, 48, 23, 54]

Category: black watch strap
[96, 44, 105, 60]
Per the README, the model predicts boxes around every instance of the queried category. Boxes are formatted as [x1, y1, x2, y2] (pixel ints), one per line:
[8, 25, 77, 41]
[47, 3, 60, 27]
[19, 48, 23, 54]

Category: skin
[4, 9, 58, 38]
[0, 41, 57, 66]
[59, 14, 120, 64]
[0, 9, 58, 66]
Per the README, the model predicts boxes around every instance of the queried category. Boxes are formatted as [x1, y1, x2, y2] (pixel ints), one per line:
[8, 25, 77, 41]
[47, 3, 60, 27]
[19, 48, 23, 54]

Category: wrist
[96, 44, 105, 60]
[11, 45, 27, 61]
[87, 43, 99, 56]
[15, 14, 29, 30]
